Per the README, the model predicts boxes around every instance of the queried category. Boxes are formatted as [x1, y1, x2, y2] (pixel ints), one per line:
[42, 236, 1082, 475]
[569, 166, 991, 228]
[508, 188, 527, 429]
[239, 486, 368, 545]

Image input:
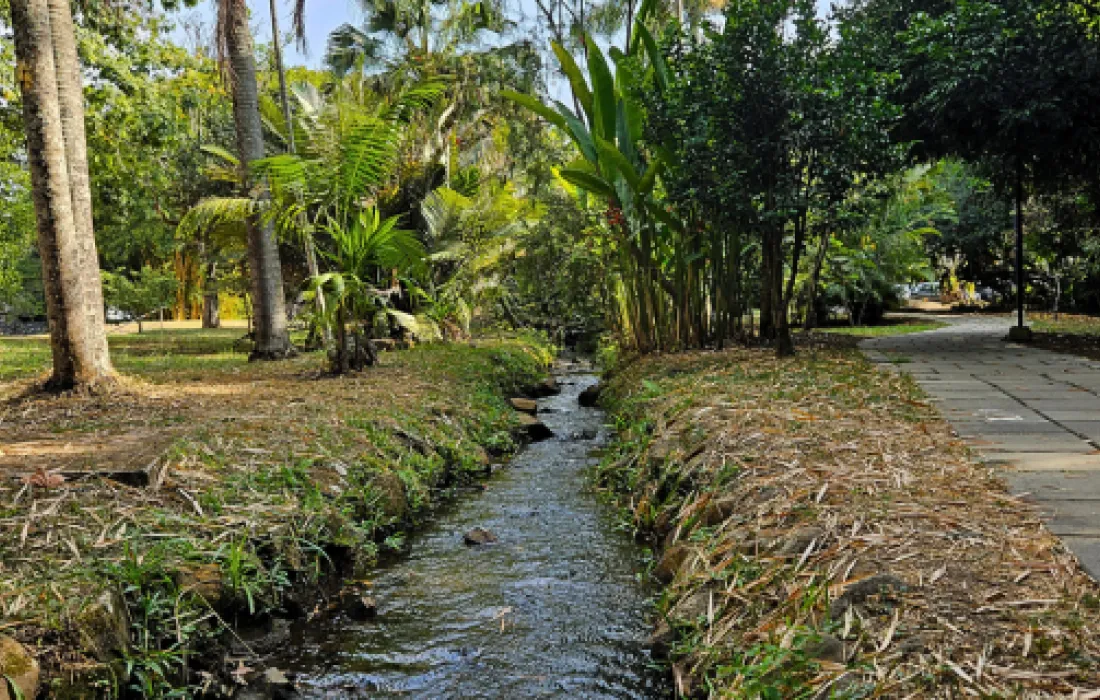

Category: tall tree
[858, 0, 1100, 332]
[217, 0, 294, 358]
[11, 0, 115, 389]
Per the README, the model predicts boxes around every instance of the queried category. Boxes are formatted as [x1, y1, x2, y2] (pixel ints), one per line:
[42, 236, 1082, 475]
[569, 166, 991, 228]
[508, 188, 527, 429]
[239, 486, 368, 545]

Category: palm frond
[177, 197, 257, 244]
[338, 117, 401, 209]
[326, 23, 386, 77]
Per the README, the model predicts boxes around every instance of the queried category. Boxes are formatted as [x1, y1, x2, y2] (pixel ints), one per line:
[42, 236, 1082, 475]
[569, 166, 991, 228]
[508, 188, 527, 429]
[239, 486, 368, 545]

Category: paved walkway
[862, 315, 1100, 580]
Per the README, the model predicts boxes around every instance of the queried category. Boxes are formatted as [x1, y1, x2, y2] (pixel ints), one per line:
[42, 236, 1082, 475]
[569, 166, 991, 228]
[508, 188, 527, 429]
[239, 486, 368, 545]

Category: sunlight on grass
[1031, 313, 1100, 337]
[817, 321, 945, 337]
[0, 328, 251, 382]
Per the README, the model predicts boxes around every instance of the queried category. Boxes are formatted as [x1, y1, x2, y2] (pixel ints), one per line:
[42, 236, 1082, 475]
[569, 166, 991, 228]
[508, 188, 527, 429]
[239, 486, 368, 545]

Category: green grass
[1030, 313, 1100, 337]
[1, 329, 554, 696]
[0, 328, 251, 382]
[816, 320, 945, 337]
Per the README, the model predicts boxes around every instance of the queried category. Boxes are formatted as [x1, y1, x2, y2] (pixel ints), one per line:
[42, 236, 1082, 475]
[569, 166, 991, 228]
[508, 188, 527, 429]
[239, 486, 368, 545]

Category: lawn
[0, 328, 253, 382]
[1031, 312, 1100, 336]
[1027, 313, 1100, 361]
[815, 317, 945, 337]
[0, 329, 552, 696]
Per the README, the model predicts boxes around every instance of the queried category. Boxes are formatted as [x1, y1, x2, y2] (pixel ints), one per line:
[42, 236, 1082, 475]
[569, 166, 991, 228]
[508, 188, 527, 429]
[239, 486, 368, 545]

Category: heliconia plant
[502, 0, 698, 353]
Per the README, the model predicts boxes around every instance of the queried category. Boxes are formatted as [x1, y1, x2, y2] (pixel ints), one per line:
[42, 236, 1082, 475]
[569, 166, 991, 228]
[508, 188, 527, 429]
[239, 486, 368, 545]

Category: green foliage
[420, 182, 541, 333]
[887, 0, 1100, 191]
[102, 266, 179, 332]
[816, 165, 950, 323]
[79, 14, 236, 270]
[0, 40, 39, 317]
[307, 208, 427, 372]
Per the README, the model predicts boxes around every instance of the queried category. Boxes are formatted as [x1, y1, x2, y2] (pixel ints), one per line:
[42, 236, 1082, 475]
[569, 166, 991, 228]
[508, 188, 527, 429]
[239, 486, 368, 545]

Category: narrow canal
[276, 367, 670, 698]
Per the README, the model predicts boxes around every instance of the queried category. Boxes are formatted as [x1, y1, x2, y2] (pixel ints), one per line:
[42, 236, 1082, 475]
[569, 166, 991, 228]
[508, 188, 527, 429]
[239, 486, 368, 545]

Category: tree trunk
[12, 0, 114, 390]
[802, 230, 830, 331]
[758, 229, 781, 341]
[224, 0, 293, 360]
[203, 292, 221, 329]
[776, 215, 808, 358]
[1053, 274, 1061, 320]
[202, 259, 221, 329]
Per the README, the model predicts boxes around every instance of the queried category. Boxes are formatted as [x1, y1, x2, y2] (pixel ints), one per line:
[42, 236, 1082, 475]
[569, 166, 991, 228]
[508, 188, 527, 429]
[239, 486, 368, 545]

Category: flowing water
[277, 367, 669, 699]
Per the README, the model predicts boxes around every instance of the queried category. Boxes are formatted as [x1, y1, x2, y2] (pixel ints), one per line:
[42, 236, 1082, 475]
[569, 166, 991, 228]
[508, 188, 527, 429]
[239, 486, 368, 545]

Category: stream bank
[268, 365, 668, 698]
[0, 337, 558, 698]
[595, 340, 1100, 697]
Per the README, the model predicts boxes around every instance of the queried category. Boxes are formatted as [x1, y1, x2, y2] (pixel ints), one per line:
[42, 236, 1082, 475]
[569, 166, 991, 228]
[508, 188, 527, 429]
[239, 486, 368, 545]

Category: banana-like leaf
[636, 23, 671, 93]
[638, 160, 660, 196]
[584, 36, 618, 142]
[551, 166, 578, 198]
[595, 135, 641, 192]
[615, 62, 646, 147]
[559, 168, 616, 198]
[386, 309, 442, 342]
[553, 100, 598, 165]
[501, 89, 568, 131]
[629, 0, 659, 54]
[551, 42, 593, 119]
[201, 144, 240, 167]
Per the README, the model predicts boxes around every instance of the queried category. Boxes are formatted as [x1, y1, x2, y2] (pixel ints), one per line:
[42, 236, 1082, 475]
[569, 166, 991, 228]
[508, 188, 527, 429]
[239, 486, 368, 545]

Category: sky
[172, 0, 361, 61]
[173, 0, 840, 69]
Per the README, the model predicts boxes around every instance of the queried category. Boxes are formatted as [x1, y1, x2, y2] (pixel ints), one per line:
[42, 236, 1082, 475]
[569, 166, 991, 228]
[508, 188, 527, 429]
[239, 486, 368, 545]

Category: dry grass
[0, 330, 550, 694]
[599, 341, 1100, 698]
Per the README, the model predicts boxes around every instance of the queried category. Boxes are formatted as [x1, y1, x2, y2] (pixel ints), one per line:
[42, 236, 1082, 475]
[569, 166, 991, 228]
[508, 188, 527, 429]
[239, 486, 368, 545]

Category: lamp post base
[1007, 325, 1034, 342]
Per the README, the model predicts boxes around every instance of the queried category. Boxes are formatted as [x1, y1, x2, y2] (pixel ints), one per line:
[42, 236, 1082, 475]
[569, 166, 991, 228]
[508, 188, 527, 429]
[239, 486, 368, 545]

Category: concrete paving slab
[952, 422, 1068, 436]
[1046, 411, 1100, 422]
[994, 391, 1085, 400]
[1044, 514, 1100, 538]
[1023, 401, 1100, 413]
[1060, 536, 1100, 580]
[985, 453, 1100, 471]
[1059, 421, 1100, 440]
[863, 315, 1100, 582]
[1007, 470, 1100, 499]
[975, 439, 1095, 454]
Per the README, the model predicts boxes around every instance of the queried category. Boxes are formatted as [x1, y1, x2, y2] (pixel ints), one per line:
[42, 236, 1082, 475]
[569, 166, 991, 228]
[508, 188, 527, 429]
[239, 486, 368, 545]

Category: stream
[275, 366, 670, 698]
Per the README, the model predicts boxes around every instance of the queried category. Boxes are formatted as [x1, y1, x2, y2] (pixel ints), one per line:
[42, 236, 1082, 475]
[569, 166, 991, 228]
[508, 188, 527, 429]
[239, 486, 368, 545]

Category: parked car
[909, 282, 940, 300]
[105, 307, 134, 323]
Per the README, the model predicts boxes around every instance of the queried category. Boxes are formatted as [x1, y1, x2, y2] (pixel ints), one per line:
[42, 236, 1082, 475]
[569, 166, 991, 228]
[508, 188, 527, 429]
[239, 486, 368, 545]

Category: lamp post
[1008, 165, 1033, 342]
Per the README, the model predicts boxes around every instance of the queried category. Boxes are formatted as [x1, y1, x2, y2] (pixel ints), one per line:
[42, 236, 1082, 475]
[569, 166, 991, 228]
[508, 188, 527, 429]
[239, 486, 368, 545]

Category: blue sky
[174, 0, 840, 69]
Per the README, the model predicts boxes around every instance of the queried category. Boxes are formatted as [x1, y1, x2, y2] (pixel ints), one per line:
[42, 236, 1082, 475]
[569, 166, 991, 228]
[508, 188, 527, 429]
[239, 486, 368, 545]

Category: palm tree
[216, 0, 294, 359]
[11, 0, 115, 390]
[178, 72, 445, 361]
[309, 208, 426, 372]
[266, 0, 333, 343]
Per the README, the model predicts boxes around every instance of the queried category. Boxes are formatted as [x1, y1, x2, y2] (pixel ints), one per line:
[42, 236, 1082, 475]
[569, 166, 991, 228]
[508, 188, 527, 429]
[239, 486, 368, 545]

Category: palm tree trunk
[223, 0, 294, 359]
[267, 1, 330, 341]
[12, 0, 114, 390]
[202, 248, 221, 328]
